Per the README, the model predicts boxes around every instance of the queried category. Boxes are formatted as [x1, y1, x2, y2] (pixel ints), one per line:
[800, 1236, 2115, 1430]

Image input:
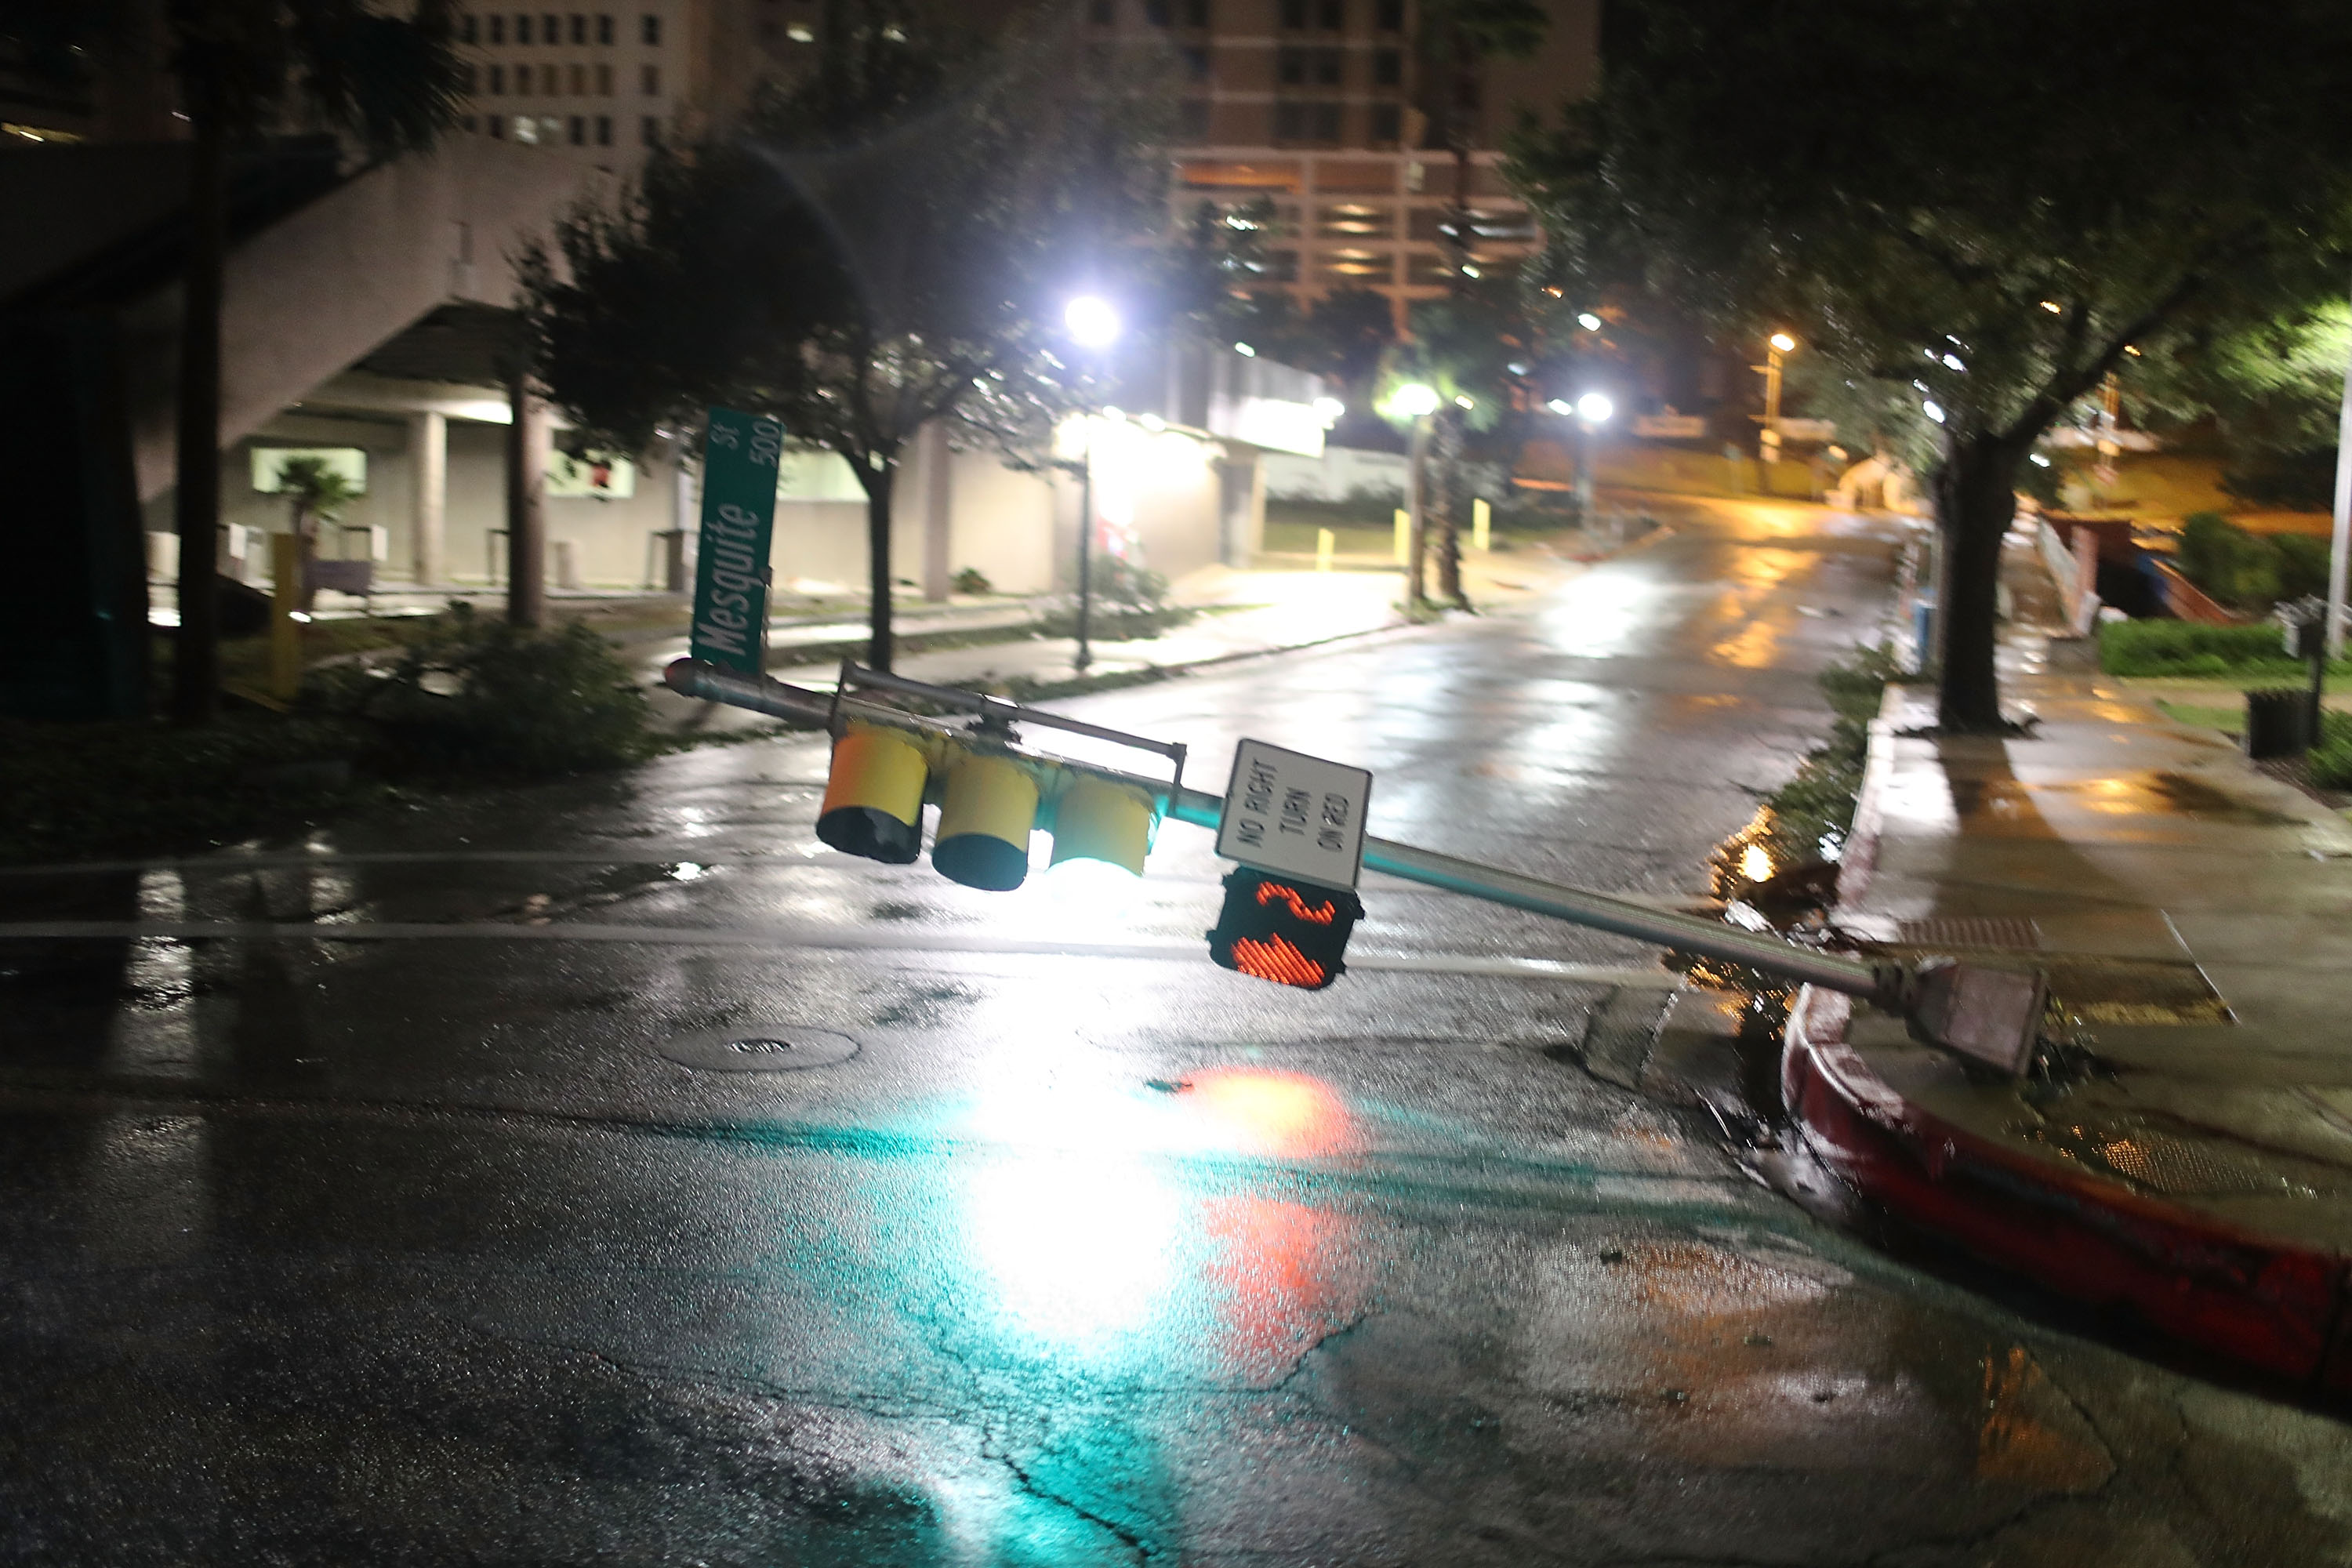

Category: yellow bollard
[1393, 508, 1410, 565]
[1315, 527, 1335, 572]
[1472, 497, 1490, 553]
[270, 532, 303, 702]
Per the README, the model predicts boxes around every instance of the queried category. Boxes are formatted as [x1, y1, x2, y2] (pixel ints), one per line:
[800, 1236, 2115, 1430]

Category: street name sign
[1215, 738, 1372, 889]
[688, 405, 784, 675]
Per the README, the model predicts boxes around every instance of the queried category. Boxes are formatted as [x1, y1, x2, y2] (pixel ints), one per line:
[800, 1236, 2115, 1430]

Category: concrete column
[409, 409, 447, 585]
[1218, 449, 1265, 568]
[919, 421, 953, 601]
[506, 373, 547, 627]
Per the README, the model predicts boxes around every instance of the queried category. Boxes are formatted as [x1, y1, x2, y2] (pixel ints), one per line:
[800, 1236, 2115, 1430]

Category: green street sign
[688, 406, 783, 673]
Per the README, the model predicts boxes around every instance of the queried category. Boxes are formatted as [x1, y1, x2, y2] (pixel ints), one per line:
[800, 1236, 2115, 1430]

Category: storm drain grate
[661, 1024, 859, 1073]
[2017, 1114, 2327, 1198]
[1896, 916, 2044, 951]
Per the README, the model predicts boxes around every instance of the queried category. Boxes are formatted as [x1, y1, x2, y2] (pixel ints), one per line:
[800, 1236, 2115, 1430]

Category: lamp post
[1063, 295, 1122, 673]
[1759, 331, 1796, 464]
[1388, 382, 1440, 605]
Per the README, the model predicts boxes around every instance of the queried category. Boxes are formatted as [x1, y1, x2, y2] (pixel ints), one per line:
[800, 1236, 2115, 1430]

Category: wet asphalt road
[3, 501, 2350, 1566]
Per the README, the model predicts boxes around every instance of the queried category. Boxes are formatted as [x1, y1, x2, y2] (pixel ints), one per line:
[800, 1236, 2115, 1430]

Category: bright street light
[1389, 383, 1440, 418]
[1576, 391, 1614, 425]
[1577, 312, 1603, 332]
[1064, 295, 1121, 350]
[1547, 398, 1573, 416]
[1769, 332, 1798, 354]
[1312, 395, 1345, 426]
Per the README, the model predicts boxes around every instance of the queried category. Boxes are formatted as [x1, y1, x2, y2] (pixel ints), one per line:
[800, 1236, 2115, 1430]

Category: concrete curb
[1783, 688, 2352, 1390]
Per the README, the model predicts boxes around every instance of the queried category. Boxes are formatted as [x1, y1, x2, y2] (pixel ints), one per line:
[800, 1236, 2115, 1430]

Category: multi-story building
[448, 0, 835, 172]
[1098, 0, 1599, 328]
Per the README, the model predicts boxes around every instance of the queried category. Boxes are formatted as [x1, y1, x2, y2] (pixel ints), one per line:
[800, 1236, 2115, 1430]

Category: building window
[595, 61, 613, 93]
[569, 12, 585, 42]
[568, 114, 585, 143]
[641, 13, 660, 44]
[1369, 102, 1400, 143]
[1277, 46, 1340, 85]
[1278, 0, 1306, 27]
[461, 113, 477, 132]
[460, 13, 479, 42]
[488, 62, 505, 93]
[563, 62, 579, 93]
[488, 13, 504, 41]
[1272, 100, 1341, 143]
[1266, 249, 1299, 282]
[642, 114, 662, 145]
[514, 13, 531, 42]
[1181, 0, 1208, 22]
[508, 62, 526, 92]
[641, 62, 659, 93]
[595, 113, 612, 144]
[514, 114, 539, 143]
[597, 12, 613, 42]
[1373, 48, 1400, 86]
[1179, 44, 1209, 78]
[543, 14, 560, 42]
[488, 112, 505, 137]
[1317, 0, 1342, 27]
[1375, 0, 1401, 27]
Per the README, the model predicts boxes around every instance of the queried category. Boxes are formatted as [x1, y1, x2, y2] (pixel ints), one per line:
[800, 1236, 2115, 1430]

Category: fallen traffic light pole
[663, 658, 2047, 1075]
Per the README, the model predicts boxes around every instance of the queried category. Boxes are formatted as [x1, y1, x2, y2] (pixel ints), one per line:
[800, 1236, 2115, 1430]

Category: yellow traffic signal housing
[934, 751, 1041, 891]
[1047, 776, 1156, 878]
[808, 665, 1185, 894]
[816, 722, 931, 864]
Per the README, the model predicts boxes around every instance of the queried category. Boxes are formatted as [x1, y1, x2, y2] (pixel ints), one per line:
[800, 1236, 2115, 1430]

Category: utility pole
[2328, 276, 2352, 659]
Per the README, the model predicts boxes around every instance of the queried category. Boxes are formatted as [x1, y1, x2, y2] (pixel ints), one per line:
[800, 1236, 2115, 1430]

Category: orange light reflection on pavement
[1181, 1068, 1356, 1160]
[1178, 1069, 1369, 1380]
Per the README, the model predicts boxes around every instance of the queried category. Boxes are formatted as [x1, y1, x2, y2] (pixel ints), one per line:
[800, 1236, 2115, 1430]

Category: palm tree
[166, 0, 461, 721]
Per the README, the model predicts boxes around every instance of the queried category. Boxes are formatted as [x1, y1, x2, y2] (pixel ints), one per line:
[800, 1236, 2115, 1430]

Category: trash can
[2245, 688, 2311, 759]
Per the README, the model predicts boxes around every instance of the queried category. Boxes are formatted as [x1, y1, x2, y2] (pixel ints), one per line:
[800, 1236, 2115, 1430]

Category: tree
[1511, 0, 2352, 729]
[162, 0, 461, 722]
[1415, 0, 1548, 278]
[524, 5, 1171, 672]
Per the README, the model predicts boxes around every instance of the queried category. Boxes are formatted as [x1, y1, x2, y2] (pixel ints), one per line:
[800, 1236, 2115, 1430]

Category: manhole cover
[660, 1024, 859, 1073]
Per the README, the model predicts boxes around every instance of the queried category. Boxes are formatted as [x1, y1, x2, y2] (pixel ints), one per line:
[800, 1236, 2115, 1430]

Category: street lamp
[1063, 295, 1122, 671]
[1571, 390, 1613, 517]
[1388, 383, 1440, 604]
[1759, 332, 1796, 463]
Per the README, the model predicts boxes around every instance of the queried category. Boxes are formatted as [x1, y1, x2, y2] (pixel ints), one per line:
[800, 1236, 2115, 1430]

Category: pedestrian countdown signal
[1206, 867, 1363, 991]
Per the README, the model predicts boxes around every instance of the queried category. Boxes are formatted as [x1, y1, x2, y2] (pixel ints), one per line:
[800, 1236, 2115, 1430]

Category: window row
[1251, 250, 1514, 286]
[1084, 0, 1404, 31]
[1269, 98, 1403, 144]
[1279, 0, 1406, 32]
[461, 13, 662, 46]
[1275, 45, 1403, 85]
[470, 61, 659, 95]
[474, 111, 665, 147]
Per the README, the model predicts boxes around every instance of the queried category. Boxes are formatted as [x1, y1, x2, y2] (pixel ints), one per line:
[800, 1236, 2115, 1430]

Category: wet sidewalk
[1786, 652, 2352, 1385]
[651, 546, 1591, 734]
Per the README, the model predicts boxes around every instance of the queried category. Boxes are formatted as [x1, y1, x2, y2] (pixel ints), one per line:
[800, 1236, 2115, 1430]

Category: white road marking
[0, 920, 1681, 986]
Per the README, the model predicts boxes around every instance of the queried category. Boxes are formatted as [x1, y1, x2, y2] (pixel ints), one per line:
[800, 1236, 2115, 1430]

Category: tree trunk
[169, 107, 227, 724]
[1432, 407, 1465, 606]
[1933, 432, 2023, 731]
[863, 461, 895, 672]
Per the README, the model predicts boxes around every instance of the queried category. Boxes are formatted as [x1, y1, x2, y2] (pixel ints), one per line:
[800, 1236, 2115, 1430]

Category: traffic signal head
[1206, 867, 1363, 990]
[1047, 776, 1156, 877]
[816, 722, 930, 864]
[934, 752, 1041, 891]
